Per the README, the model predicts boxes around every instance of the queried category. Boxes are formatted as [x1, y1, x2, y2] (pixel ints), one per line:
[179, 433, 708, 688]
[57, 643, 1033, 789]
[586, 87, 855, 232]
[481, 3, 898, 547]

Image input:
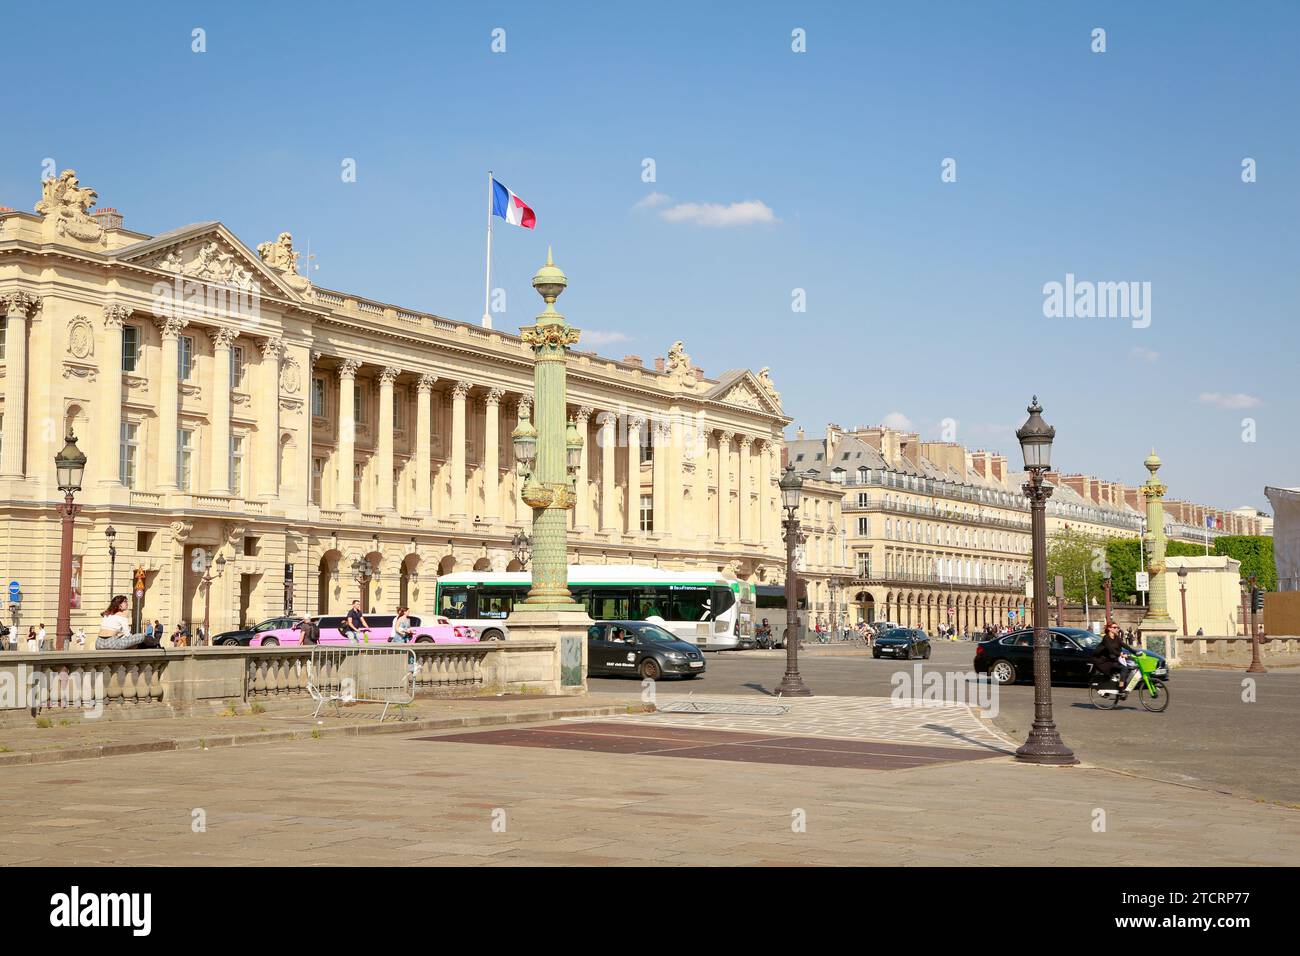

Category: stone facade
[0, 171, 791, 637]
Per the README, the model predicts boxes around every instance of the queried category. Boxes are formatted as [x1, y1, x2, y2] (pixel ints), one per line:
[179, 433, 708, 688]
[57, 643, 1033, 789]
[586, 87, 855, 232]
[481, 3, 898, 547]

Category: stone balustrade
[1172, 634, 1300, 667]
[0, 639, 565, 722]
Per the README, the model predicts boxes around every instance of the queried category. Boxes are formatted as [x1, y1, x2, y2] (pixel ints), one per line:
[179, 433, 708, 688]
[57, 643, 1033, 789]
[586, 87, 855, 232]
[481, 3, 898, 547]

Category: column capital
[718, 430, 735, 445]
[379, 366, 402, 385]
[153, 315, 189, 339]
[451, 380, 473, 400]
[338, 358, 362, 380]
[416, 372, 439, 393]
[260, 336, 285, 361]
[627, 414, 646, 431]
[738, 434, 754, 450]
[596, 410, 619, 427]
[102, 303, 132, 328]
[575, 404, 594, 423]
[485, 387, 506, 407]
[309, 349, 325, 367]
[207, 326, 240, 349]
[0, 290, 41, 318]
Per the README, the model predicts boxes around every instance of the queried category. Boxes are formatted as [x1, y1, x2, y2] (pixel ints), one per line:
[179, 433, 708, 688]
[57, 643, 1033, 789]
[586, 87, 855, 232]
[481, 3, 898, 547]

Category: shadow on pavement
[921, 722, 1015, 755]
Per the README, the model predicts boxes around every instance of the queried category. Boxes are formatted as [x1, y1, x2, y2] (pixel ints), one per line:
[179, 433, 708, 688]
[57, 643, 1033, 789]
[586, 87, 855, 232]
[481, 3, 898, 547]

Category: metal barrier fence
[306, 646, 416, 721]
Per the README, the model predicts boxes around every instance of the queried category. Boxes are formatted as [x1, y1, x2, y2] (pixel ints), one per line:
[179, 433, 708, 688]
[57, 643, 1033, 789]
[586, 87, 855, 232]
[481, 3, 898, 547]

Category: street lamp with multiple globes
[1103, 566, 1113, 626]
[511, 530, 533, 570]
[1013, 399, 1077, 766]
[201, 553, 226, 647]
[775, 464, 812, 697]
[54, 433, 88, 651]
[1245, 574, 1267, 674]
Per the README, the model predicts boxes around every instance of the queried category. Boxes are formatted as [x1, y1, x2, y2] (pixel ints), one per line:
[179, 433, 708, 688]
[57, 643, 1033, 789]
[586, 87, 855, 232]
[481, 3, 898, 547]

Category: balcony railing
[842, 498, 1031, 532]
[846, 571, 1023, 592]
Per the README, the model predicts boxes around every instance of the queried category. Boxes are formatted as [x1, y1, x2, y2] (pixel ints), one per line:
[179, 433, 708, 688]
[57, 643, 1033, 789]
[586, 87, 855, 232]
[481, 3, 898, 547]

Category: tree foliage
[1044, 527, 1108, 605]
[1213, 536, 1276, 590]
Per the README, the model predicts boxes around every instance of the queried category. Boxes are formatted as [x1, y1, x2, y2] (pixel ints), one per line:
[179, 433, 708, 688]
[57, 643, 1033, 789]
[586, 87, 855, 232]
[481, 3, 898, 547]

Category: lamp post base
[1015, 721, 1079, 765]
[775, 672, 813, 697]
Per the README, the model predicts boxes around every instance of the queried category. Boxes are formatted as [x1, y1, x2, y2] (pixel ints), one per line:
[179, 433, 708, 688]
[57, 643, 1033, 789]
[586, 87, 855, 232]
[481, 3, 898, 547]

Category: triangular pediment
[703, 369, 784, 416]
[114, 222, 308, 301]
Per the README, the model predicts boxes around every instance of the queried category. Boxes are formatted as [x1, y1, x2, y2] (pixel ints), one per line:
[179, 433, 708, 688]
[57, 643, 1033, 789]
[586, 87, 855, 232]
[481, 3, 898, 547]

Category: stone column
[450, 381, 471, 521]
[738, 435, 753, 543]
[651, 418, 669, 537]
[98, 304, 131, 487]
[0, 292, 38, 479]
[626, 416, 644, 535]
[1139, 450, 1178, 657]
[691, 424, 710, 542]
[207, 327, 238, 494]
[376, 366, 400, 511]
[574, 405, 593, 530]
[483, 388, 504, 520]
[336, 358, 361, 509]
[256, 337, 284, 498]
[154, 315, 189, 490]
[515, 395, 532, 524]
[598, 411, 618, 532]
[414, 373, 436, 515]
[717, 431, 734, 542]
[756, 438, 772, 549]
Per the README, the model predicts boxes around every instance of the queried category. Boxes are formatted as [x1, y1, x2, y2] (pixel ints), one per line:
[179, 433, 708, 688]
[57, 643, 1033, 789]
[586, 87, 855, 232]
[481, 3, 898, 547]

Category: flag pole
[482, 170, 494, 329]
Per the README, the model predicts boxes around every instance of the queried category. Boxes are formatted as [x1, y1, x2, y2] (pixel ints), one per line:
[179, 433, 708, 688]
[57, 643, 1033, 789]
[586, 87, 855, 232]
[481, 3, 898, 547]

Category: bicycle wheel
[1089, 683, 1121, 710]
[1138, 678, 1170, 713]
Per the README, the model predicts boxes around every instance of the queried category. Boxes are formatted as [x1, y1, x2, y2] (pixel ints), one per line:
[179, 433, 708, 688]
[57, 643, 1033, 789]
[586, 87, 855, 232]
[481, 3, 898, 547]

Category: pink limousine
[249, 613, 478, 647]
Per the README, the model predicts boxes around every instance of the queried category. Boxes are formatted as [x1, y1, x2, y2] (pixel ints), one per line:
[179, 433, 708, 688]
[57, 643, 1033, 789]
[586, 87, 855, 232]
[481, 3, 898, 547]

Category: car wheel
[923, 645, 931, 660]
[481, 629, 504, 642]
[220, 638, 240, 647]
[262, 637, 279, 647]
[414, 636, 433, 644]
[989, 660, 1017, 684]
[872, 650, 881, 659]
[639, 658, 662, 681]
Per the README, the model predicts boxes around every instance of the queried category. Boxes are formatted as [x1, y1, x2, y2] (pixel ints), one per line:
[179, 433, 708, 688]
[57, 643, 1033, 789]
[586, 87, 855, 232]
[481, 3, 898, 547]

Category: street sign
[1135, 571, 1150, 592]
[135, 588, 144, 599]
[7, 581, 19, 603]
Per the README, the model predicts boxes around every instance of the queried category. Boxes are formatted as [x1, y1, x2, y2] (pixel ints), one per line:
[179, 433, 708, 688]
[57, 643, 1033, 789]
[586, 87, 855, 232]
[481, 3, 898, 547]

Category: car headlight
[664, 652, 685, 661]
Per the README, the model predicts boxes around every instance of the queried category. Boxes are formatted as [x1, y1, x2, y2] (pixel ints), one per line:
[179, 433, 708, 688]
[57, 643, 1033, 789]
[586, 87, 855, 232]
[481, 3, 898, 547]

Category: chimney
[826, 423, 843, 450]
[990, 455, 1006, 486]
[795, 427, 805, 441]
[1061, 475, 1089, 499]
[653, 357, 665, 373]
[622, 354, 643, 367]
[92, 207, 124, 231]
[693, 366, 704, 382]
[970, 451, 989, 478]
[1043, 470, 1062, 487]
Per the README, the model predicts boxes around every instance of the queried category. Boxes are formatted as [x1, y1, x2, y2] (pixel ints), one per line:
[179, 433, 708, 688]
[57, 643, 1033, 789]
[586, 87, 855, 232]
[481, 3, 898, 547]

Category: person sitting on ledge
[95, 595, 158, 650]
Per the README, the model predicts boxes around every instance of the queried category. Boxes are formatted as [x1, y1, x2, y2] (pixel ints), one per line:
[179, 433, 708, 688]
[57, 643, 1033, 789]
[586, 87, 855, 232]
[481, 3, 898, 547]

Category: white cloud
[881, 411, 913, 430]
[1198, 392, 1261, 410]
[633, 191, 671, 210]
[658, 199, 778, 227]
[581, 329, 631, 347]
[1129, 347, 1160, 364]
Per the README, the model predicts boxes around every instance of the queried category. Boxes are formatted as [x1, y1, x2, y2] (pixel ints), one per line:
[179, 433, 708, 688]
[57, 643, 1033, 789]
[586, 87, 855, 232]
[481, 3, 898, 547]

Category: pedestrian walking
[95, 595, 151, 650]
[292, 613, 319, 645]
[25, 626, 36, 652]
[36, 623, 47, 651]
[5, 625, 16, 652]
[393, 606, 414, 643]
[144, 619, 155, 642]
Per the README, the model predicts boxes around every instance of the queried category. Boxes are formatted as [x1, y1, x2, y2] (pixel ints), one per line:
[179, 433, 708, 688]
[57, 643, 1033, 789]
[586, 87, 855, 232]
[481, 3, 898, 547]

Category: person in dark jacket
[293, 614, 319, 645]
[1092, 622, 1128, 687]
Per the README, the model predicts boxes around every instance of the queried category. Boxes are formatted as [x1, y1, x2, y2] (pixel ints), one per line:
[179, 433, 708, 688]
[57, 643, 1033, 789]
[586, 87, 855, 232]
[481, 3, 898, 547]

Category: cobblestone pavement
[573, 694, 1013, 751]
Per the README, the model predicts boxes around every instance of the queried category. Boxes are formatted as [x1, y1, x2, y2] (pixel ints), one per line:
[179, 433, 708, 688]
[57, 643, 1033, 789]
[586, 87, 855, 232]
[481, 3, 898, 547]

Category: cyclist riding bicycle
[1091, 621, 1130, 689]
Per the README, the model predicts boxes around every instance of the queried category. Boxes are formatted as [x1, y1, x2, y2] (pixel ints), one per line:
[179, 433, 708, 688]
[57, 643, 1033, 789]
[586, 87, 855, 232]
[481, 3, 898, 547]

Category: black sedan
[587, 621, 706, 680]
[974, 627, 1170, 685]
[211, 616, 299, 647]
[872, 627, 931, 660]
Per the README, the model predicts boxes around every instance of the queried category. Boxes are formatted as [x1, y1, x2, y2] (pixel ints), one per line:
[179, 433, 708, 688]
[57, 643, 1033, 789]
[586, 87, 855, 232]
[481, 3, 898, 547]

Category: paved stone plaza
[1, 696, 1296, 866]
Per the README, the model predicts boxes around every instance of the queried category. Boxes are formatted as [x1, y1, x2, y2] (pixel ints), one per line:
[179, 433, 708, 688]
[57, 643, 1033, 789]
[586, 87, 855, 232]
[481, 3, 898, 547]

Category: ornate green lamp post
[1138, 450, 1178, 659]
[54, 433, 88, 651]
[512, 248, 585, 613]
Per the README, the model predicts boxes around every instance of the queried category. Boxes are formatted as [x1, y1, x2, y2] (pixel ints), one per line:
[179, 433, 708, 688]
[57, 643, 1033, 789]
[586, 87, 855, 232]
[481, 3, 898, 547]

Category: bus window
[439, 588, 471, 619]
[587, 589, 629, 620]
[710, 586, 736, 617]
[668, 586, 712, 621]
[632, 588, 667, 620]
[478, 591, 514, 619]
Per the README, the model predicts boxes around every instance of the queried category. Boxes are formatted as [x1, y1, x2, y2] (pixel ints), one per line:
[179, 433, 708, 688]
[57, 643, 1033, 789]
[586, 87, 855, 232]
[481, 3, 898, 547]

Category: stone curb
[0, 702, 653, 768]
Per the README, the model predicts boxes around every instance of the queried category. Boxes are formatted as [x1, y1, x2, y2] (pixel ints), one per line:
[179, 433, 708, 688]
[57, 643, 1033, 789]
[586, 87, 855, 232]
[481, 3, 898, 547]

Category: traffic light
[1252, 589, 1265, 613]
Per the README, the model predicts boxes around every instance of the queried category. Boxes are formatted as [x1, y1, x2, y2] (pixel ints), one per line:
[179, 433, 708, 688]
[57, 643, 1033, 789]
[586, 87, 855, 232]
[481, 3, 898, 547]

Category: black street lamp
[1013, 399, 1077, 766]
[54, 433, 88, 651]
[1177, 567, 1189, 637]
[1246, 574, 1267, 674]
[105, 524, 118, 602]
[776, 464, 812, 697]
[511, 530, 533, 570]
[201, 553, 226, 647]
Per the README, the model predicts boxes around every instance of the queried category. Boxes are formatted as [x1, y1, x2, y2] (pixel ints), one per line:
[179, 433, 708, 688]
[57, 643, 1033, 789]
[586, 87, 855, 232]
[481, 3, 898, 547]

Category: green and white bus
[434, 566, 756, 651]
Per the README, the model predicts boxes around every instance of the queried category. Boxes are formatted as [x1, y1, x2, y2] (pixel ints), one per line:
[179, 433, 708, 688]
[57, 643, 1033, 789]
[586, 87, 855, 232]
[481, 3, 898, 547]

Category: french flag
[491, 177, 536, 229]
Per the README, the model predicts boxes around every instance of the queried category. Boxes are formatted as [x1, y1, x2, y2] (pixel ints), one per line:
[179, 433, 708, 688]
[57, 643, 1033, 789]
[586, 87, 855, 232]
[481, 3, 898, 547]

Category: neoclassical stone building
[0, 170, 796, 637]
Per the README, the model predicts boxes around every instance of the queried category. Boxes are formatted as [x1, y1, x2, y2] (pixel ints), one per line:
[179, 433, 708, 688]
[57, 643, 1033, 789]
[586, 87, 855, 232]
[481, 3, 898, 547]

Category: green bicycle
[1089, 651, 1170, 713]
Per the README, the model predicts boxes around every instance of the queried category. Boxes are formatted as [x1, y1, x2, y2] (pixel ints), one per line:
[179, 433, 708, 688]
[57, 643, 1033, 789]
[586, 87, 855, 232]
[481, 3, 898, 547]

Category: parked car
[212, 616, 299, 647]
[872, 627, 931, 660]
[973, 627, 1170, 685]
[587, 620, 706, 680]
[250, 614, 477, 647]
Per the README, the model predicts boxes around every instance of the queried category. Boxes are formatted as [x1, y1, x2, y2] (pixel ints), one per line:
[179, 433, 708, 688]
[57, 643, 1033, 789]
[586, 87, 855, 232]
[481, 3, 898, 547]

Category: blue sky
[3, 0, 1295, 511]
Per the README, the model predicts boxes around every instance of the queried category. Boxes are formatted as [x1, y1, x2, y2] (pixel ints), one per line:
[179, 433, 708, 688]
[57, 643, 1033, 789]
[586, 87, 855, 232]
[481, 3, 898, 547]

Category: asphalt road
[592, 641, 1300, 805]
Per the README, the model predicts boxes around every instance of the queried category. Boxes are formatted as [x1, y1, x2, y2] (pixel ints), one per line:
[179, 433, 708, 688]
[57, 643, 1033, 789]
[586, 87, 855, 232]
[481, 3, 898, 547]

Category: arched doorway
[317, 549, 341, 616]
[855, 590, 875, 624]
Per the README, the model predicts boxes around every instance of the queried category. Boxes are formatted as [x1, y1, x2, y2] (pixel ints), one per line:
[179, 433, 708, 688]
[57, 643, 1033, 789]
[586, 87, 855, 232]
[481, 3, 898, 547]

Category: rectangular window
[639, 494, 654, 532]
[311, 456, 324, 504]
[0, 318, 6, 359]
[857, 492, 869, 507]
[121, 326, 140, 372]
[353, 464, 363, 508]
[393, 390, 406, 430]
[354, 384, 367, 423]
[230, 346, 244, 389]
[230, 435, 245, 496]
[119, 422, 139, 488]
[640, 440, 653, 464]
[857, 516, 870, 536]
[856, 553, 872, 577]
[311, 377, 326, 418]
[177, 429, 194, 491]
[178, 335, 195, 380]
